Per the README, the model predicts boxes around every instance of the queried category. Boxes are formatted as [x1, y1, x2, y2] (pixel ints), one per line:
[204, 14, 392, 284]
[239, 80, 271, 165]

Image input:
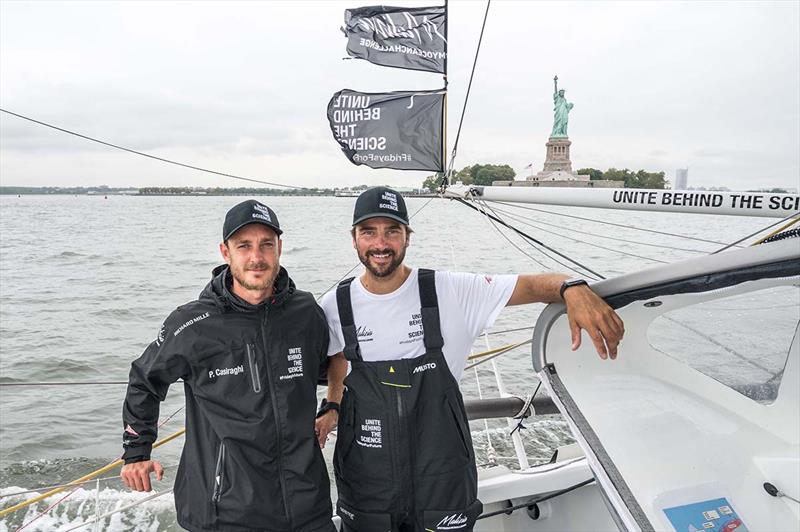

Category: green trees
[576, 168, 604, 181]
[422, 173, 445, 192]
[475, 164, 515, 185]
[422, 164, 516, 190]
[578, 167, 668, 189]
[424, 164, 668, 190]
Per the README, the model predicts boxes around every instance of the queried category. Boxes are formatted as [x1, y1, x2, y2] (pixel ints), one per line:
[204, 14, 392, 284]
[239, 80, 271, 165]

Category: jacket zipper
[395, 388, 409, 515]
[211, 442, 226, 504]
[261, 309, 294, 528]
[246, 343, 261, 393]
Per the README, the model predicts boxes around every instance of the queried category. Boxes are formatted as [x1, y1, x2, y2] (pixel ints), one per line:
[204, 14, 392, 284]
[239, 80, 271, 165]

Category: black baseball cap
[223, 199, 282, 241]
[352, 186, 409, 226]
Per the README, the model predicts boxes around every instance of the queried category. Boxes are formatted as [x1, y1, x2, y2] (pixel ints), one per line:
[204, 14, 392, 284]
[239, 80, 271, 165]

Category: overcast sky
[1, 1, 798, 190]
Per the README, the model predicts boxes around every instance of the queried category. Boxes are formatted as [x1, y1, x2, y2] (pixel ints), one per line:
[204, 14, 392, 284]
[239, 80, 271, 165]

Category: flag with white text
[327, 88, 444, 171]
[342, 5, 447, 74]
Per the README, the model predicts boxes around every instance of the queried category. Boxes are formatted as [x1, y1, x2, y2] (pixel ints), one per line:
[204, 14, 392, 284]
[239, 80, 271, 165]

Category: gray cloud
[1, 1, 798, 191]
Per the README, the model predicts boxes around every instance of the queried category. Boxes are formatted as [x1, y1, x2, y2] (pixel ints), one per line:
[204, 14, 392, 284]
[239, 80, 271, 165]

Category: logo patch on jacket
[436, 513, 469, 530]
[279, 347, 304, 380]
[356, 418, 383, 448]
[174, 312, 210, 337]
[155, 324, 166, 346]
[412, 362, 436, 374]
[209, 365, 244, 379]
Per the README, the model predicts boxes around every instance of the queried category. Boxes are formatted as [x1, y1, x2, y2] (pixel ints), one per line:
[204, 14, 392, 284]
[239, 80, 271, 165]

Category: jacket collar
[204, 264, 294, 312]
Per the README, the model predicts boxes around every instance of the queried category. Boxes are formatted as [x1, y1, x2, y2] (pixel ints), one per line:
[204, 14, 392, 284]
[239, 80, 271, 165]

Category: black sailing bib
[334, 269, 482, 532]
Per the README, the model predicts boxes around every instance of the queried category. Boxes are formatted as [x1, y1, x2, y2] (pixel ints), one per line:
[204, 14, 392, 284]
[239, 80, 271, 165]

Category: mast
[443, 0, 449, 185]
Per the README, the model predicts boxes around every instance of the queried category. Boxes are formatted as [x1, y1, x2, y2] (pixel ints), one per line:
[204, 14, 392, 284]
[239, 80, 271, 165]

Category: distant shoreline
[0, 186, 429, 197]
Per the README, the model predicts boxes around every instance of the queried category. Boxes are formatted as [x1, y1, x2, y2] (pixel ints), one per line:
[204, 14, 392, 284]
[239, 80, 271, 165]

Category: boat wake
[0, 485, 177, 531]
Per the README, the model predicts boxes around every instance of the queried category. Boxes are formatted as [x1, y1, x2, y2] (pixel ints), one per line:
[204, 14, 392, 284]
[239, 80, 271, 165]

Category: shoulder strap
[335, 277, 362, 362]
[418, 269, 444, 352]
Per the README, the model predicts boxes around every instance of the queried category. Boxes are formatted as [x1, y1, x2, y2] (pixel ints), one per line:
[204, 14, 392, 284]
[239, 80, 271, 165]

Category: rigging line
[465, 340, 531, 371]
[61, 488, 175, 532]
[15, 485, 80, 532]
[476, 478, 595, 520]
[0, 108, 304, 190]
[0, 463, 177, 499]
[477, 199, 604, 280]
[0, 477, 122, 500]
[490, 200, 737, 247]
[468, 339, 531, 360]
[472, 196, 564, 273]
[712, 210, 800, 254]
[1, 411, 185, 519]
[315, 196, 437, 301]
[159, 405, 185, 426]
[752, 216, 800, 245]
[471, 197, 605, 279]
[0, 381, 129, 386]
[487, 325, 535, 336]
[471, 195, 590, 277]
[470, 352, 496, 465]
[445, 0, 491, 179]
[472, 197, 601, 279]
[488, 204, 669, 264]
[488, 203, 709, 254]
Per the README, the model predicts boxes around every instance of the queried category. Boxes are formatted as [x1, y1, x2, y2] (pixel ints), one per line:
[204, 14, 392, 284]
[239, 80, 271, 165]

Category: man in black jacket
[121, 200, 334, 532]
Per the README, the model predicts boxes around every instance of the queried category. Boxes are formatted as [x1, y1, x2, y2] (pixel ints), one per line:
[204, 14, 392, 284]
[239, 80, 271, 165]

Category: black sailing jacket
[122, 265, 332, 532]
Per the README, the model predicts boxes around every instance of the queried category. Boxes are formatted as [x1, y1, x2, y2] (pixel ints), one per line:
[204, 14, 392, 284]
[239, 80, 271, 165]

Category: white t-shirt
[320, 269, 518, 381]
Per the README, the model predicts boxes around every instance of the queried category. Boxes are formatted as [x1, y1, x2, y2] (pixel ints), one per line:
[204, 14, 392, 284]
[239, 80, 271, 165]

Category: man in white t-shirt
[315, 187, 624, 532]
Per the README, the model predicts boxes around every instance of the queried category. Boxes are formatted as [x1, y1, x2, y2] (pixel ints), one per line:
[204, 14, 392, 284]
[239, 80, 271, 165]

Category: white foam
[1, 486, 176, 531]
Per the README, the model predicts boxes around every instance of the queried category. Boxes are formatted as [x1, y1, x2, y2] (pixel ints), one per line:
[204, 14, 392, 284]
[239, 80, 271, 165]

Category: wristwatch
[559, 278, 588, 300]
[316, 398, 340, 418]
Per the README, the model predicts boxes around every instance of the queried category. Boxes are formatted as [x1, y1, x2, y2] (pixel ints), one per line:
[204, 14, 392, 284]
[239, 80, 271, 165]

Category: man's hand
[563, 286, 624, 360]
[121, 460, 164, 492]
[315, 410, 338, 448]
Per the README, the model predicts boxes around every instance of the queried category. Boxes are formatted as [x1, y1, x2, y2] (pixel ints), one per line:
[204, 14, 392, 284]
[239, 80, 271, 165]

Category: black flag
[328, 89, 444, 172]
[342, 5, 447, 74]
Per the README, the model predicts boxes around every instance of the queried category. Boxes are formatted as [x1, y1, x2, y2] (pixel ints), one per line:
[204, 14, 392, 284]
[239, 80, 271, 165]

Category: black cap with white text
[352, 186, 409, 226]
[223, 199, 282, 241]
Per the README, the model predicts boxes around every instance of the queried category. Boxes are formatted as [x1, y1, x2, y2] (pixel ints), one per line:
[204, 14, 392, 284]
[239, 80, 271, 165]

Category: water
[0, 194, 775, 530]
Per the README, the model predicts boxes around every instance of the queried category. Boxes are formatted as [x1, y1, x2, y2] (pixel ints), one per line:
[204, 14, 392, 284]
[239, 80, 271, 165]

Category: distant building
[675, 168, 688, 190]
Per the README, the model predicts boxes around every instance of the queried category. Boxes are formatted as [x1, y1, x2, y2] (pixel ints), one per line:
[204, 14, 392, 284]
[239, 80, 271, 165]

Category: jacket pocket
[447, 393, 472, 459]
[211, 442, 226, 504]
[245, 343, 261, 393]
[210, 440, 291, 529]
[337, 500, 392, 532]
[334, 390, 355, 476]
[335, 390, 395, 506]
[414, 393, 472, 477]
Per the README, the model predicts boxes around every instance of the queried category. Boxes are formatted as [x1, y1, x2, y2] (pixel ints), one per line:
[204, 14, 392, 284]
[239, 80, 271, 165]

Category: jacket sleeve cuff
[122, 443, 152, 464]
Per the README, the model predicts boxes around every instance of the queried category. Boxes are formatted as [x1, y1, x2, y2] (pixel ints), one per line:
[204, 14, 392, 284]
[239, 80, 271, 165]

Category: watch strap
[316, 398, 340, 418]
[559, 278, 588, 300]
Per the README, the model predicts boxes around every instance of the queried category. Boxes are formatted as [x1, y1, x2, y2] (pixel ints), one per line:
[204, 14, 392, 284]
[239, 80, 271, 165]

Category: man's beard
[358, 246, 406, 278]
[232, 262, 277, 291]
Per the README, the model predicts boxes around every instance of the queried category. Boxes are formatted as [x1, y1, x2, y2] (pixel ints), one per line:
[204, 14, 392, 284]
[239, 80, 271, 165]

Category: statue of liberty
[550, 75, 573, 138]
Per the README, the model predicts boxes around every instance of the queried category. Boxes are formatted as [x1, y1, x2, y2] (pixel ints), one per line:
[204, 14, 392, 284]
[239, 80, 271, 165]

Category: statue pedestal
[543, 137, 573, 172]
[526, 136, 587, 182]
